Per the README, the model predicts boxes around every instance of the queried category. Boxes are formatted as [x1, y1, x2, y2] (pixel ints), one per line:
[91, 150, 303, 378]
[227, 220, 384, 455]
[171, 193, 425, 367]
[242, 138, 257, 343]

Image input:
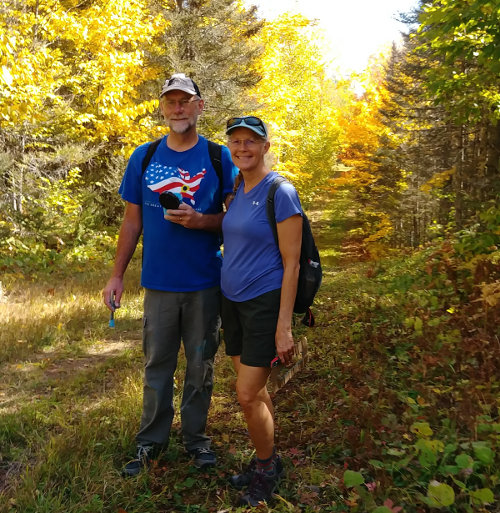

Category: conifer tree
[157, 0, 263, 137]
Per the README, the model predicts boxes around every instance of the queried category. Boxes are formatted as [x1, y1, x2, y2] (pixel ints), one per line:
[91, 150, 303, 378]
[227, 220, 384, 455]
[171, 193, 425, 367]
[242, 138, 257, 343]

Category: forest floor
[0, 195, 498, 513]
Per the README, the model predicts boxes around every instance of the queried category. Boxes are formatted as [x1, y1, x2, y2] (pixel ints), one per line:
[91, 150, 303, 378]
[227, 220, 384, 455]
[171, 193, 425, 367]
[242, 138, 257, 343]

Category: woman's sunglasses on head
[226, 116, 267, 137]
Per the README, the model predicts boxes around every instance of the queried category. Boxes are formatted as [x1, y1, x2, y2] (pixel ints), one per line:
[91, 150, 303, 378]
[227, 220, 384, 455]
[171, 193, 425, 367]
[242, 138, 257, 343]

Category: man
[103, 73, 237, 477]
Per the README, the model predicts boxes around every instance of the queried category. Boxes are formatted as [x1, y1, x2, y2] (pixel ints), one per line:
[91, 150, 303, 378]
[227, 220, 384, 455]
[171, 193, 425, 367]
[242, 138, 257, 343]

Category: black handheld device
[159, 191, 181, 210]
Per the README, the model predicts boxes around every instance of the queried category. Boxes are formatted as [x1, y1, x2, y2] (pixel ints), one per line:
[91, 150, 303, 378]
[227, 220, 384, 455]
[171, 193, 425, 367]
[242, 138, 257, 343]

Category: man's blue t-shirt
[221, 172, 302, 302]
[119, 135, 238, 292]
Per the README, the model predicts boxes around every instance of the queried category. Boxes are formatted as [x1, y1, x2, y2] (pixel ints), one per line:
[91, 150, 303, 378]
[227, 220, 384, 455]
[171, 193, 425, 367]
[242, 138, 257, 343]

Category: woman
[221, 116, 302, 507]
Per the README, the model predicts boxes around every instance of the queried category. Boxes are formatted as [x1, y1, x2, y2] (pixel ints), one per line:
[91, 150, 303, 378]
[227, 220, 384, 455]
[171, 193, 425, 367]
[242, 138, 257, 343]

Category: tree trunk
[453, 125, 465, 230]
[484, 119, 500, 198]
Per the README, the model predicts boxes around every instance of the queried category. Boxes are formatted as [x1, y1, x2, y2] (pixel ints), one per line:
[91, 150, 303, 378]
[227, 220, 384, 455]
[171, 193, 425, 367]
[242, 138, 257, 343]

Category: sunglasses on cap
[226, 116, 267, 138]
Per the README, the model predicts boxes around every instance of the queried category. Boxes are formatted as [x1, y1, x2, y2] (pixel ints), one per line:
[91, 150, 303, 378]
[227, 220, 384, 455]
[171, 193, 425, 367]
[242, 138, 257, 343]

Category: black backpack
[266, 175, 322, 327]
[141, 138, 224, 210]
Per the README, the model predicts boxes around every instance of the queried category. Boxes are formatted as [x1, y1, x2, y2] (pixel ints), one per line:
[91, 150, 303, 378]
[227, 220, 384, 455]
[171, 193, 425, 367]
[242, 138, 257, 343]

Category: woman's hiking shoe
[230, 455, 283, 490]
[236, 456, 284, 507]
[188, 447, 216, 469]
[228, 458, 257, 489]
[121, 444, 157, 477]
[237, 468, 282, 507]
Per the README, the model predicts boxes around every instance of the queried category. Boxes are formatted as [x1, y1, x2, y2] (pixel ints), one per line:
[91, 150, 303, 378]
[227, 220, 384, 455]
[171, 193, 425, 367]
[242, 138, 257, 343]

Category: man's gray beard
[169, 120, 195, 135]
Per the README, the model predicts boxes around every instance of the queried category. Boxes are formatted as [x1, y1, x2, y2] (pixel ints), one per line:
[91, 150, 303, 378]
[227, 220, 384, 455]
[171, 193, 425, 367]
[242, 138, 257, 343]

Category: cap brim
[226, 125, 267, 138]
[160, 85, 198, 97]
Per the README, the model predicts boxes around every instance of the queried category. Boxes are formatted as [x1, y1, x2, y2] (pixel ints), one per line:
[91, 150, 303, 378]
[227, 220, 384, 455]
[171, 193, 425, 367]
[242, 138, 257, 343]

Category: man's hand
[103, 276, 123, 312]
[164, 203, 203, 229]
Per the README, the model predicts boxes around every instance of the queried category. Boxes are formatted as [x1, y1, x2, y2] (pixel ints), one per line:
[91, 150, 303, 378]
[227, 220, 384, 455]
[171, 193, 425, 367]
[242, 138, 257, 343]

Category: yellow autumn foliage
[0, 0, 167, 154]
[246, 13, 342, 200]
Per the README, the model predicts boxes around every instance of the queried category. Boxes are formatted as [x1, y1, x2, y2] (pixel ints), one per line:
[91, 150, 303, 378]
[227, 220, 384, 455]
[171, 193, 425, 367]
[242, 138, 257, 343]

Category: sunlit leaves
[248, 13, 342, 200]
[0, 0, 167, 148]
[417, 0, 500, 123]
[332, 57, 405, 255]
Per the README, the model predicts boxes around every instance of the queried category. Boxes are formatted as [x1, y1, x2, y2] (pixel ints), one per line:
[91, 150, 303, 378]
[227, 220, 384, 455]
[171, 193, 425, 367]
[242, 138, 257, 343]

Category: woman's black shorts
[221, 288, 280, 368]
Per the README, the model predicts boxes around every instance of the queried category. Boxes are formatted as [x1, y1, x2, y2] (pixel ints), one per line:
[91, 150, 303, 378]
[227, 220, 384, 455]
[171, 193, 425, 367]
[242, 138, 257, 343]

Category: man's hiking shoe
[237, 463, 283, 507]
[229, 458, 257, 489]
[188, 447, 216, 469]
[121, 444, 157, 477]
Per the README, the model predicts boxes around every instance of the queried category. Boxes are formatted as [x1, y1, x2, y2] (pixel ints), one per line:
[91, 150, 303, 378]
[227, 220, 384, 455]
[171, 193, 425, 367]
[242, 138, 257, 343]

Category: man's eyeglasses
[226, 116, 267, 138]
[163, 98, 199, 108]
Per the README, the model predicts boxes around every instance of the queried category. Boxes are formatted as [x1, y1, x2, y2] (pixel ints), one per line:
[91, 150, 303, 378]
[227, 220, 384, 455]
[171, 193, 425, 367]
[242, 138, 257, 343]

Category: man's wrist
[193, 211, 204, 229]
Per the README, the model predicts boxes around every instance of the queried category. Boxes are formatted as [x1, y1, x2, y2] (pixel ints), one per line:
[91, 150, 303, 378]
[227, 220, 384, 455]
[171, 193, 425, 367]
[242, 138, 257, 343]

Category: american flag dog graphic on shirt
[145, 162, 206, 205]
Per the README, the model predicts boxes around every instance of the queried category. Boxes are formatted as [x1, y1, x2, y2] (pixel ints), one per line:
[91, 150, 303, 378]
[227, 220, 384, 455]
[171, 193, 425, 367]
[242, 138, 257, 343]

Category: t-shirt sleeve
[221, 145, 239, 197]
[118, 143, 150, 205]
[274, 181, 303, 223]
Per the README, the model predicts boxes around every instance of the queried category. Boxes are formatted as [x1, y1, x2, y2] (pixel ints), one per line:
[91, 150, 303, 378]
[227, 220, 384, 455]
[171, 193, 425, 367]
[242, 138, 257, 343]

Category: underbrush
[298, 236, 499, 512]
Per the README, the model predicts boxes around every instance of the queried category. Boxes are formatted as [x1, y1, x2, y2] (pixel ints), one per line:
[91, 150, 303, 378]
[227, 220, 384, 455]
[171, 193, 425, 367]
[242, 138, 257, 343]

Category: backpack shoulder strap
[141, 138, 163, 175]
[207, 140, 223, 184]
[207, 140, 224, 208]
[266, 175, 289, 246]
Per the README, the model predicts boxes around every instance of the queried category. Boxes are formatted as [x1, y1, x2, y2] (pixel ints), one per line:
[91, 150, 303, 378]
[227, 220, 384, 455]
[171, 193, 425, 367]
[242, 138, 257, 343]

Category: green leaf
[441, 465, 459, 475]
[393, 454, 413, 470]
[427, 481, 455, 507]
[386, 448, 405, 456]
[472, 444, 494, 465]
[343, 470, 364, 487]
[411, 421, 433, 438]
[469, 488, 494, 506]
[368, 459, 385, 469]
[443, 443, 458, 454]
[418, 447, 437, 467]
[372, 507, 392, 513]
[455, 453, 474, 469]
[403, 317, 414, 328]
[451, 477, 466, 490]
[415, 438, 444, 466]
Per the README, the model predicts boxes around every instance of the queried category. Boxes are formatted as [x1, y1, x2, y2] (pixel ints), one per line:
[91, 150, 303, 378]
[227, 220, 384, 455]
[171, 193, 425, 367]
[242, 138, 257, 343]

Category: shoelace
[137, 445, 153, 462]
[196, 448, 212, 455]
[247, 470, 274, 498]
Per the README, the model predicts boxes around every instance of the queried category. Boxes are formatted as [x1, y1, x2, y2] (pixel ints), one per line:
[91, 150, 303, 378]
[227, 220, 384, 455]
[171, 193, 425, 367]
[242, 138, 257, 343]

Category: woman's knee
[236, 382, 266, 410]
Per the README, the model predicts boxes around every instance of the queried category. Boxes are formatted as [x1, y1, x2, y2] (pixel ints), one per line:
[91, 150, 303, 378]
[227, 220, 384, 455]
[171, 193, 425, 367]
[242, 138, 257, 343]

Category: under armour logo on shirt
[252, 201, 260, 206]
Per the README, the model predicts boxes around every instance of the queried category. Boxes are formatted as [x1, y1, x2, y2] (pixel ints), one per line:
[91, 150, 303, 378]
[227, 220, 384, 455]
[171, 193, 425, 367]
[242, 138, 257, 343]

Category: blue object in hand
[109, 296, 116, 328]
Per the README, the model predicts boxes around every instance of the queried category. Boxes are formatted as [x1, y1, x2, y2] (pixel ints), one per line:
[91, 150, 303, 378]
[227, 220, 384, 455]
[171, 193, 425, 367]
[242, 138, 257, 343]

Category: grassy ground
[0, 195, 498, 512]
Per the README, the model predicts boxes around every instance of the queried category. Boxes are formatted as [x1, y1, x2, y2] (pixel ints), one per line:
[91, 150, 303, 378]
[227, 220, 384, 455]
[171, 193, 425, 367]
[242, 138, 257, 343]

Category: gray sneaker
[122, 444, 156, 477]
[188, 447, 216, 469]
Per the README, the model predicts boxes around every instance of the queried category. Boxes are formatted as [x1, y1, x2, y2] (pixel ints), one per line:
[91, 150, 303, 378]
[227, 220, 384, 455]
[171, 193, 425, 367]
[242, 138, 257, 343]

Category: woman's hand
[275, 322, 295, 366]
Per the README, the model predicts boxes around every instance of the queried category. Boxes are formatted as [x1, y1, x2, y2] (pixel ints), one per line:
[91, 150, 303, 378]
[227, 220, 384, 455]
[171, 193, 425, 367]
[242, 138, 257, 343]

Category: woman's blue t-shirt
[119, 135, 237, 292]
[221, 172, 302, 302]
